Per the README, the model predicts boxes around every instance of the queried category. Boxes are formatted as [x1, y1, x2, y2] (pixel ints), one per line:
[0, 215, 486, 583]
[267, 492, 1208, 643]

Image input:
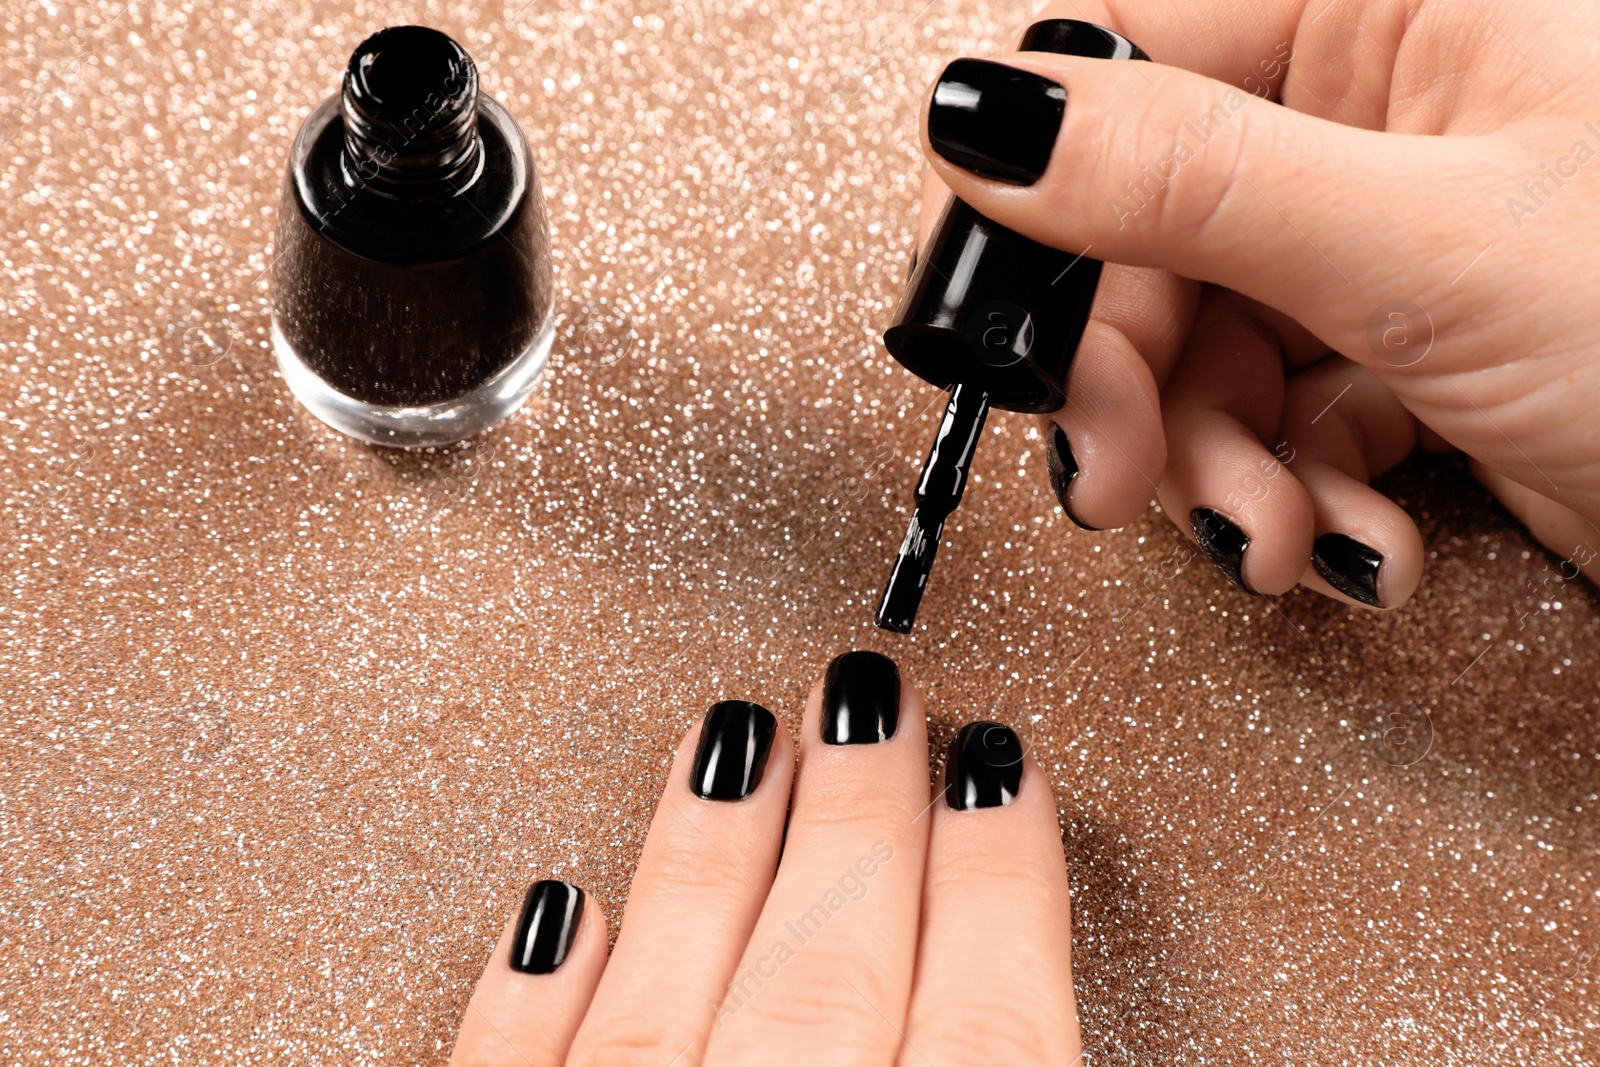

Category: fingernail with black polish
[822, 650, 901, 745]
[944, 720, 1025, 810]
[1046, 424, 1096, 530]
[510, 880, 584, 975]
[927, 58, 1066, 186]
[1313, 533, 1384, 607]
[1190, 507, 1254, 594]
[691, 700, 778, 800]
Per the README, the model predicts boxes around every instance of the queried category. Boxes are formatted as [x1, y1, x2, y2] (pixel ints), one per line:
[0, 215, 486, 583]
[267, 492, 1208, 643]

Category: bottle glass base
[272, 317, 554, 448]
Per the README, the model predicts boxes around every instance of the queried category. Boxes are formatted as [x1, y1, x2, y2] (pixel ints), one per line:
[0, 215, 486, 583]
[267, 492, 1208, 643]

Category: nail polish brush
[873, 19, 1148, 634]
[877, 383, 990, 633]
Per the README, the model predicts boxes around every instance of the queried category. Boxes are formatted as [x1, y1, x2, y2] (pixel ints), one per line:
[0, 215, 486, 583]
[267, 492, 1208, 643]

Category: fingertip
[1472, 461, 1600, 583]
[674, 698, 792, 804]
[1020, 750, 1058, 807]
[486, 878, 605, 975]
[899, 661, 929, 733]
[1159, 412, 1316, 598]
[1304, 511, 1424, 611]
[526, 881, 608, 987]
[450, 880, 607, 1067]
[1242, 508, 1317, 597]
[574, 885, 609, 954]
[1045, 318, 1167, 531]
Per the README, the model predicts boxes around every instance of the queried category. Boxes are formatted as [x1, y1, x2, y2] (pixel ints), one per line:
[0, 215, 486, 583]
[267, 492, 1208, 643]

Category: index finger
[1020, 0, 1305, 90]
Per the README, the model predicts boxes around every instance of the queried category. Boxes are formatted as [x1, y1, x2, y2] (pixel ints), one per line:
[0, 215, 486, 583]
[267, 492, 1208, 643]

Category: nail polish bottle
[272, 25, 554, 448]
[876, 20, 1148, 633]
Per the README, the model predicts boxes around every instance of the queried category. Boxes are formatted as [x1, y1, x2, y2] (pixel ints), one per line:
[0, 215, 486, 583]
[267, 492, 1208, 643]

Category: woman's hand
[448, 650, 1079, 1066]
[916, 0, 1600, 607]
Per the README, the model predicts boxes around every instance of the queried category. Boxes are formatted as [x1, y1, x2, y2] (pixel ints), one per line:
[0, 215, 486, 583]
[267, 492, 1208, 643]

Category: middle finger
[703, 650, 931, 1066]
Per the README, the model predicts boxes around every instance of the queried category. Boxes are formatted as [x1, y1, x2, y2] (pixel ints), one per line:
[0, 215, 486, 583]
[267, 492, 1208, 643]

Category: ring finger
[902, 722, 1080, 1066]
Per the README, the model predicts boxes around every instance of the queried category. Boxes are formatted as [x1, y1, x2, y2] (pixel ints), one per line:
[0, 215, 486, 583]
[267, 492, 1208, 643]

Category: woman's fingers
[1042, 263, 1193, 531]
[565, 702, 793, 1067]
[703, 651, 931, 1066]
[1472, 462, 1600, 585]
[449, 881, 608, 1067]
[453, 664, 1091, 1067]
[1276, 358, 1424, 609]
[902, 726, 1079, 1067]
[1160, 287, 1430, 605]
[1018, 0, 1305, 93]
[917, 45, 1480, 355]
[1158, 289, 1313, 596]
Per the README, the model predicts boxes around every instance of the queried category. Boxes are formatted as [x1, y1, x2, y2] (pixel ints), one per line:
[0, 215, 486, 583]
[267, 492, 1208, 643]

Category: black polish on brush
[1190, 507, 1254, 594]
[510, 880, 584, 975]
[874, 21, 1147, 633]
[821, 650, 902, 744]
[690, 700, 778, 801]
[1313, 533, 1384, 607]
[944, 721, 1025, 810]
[876, 383, 991, 633]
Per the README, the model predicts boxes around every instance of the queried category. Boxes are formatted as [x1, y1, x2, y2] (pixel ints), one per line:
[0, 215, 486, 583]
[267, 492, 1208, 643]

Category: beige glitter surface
[2, 0, 1598, 1063]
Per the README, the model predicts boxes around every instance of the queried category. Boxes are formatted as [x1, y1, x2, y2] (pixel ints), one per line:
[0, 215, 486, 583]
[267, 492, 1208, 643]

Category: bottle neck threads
[340, 25, 482, 198]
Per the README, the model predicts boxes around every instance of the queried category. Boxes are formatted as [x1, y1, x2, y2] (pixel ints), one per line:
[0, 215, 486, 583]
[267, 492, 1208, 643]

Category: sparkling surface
[3, 1, 1599, 1063]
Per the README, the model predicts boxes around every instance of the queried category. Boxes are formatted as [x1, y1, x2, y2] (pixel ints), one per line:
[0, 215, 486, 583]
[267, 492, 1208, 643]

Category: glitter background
[3, 0, 1598, 1063]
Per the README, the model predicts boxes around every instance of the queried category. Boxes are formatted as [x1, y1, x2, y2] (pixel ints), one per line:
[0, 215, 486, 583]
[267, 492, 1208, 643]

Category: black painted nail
[822, 650, 901, 745]
[1313, 533, 1384, 607]
[927, 58, 1066, 186]
[510, 880, 584, 975]
[944, 721, 1024, 810]
[1190, 507, 1254, 594]
[691, 700, 778, 800]
[1046, 424, 1097, 530]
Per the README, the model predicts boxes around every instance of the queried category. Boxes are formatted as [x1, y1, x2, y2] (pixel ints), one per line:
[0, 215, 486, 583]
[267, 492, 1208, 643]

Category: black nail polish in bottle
[272, 25, 554, 448]
[875, 20, 1148, 633]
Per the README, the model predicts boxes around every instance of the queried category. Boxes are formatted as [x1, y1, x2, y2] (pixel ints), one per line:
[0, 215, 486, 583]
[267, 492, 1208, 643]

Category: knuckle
[787, 774, 923, 837]
[923, 853, 1060, 907]
[908, 995, 1059, 1067]
[758, 977, 870, 1030]
[637, 839, 750, 900]
[568, 1022, 701, 1067]
[730, 946, 897, 1034]
[785, 798, 886, 839]
[1153, 92, 1264, 247]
